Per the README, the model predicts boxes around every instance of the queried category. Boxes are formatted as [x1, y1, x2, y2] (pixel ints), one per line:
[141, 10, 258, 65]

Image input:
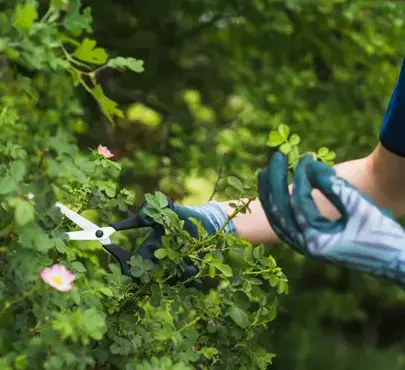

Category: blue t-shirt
[380, 55, 405, 157]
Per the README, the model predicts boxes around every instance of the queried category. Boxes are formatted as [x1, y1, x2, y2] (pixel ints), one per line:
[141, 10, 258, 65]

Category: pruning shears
[55, 202, 146, 277]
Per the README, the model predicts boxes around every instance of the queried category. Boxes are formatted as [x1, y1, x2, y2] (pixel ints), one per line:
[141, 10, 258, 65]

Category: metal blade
[55, 202, 100, 230]
[66, 227, 115, 244]
[65, 230, 101, 241]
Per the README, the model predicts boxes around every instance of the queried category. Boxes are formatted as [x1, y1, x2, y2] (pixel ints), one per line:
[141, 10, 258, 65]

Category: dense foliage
[2, 0, 405, 369]
[0, 1, 290, 369]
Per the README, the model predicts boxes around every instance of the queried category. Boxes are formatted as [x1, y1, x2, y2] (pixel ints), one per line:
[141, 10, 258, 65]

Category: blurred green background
[4, 0, 405, 368]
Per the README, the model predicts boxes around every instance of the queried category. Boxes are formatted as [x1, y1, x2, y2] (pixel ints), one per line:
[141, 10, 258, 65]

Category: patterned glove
[258, 152, 405, 286]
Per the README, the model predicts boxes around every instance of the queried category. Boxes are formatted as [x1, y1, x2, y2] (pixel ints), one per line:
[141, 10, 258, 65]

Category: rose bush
[0, 1, 295, 368]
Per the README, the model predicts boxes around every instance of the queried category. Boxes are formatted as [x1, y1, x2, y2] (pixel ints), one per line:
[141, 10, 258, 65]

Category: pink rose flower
[40, 264, 75, 292]
[97, 145, 114, 159]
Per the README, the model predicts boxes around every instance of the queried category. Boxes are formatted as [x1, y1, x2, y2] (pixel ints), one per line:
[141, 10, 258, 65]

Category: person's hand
[121, 197, 235, 288]
[258, 152, 405, 286]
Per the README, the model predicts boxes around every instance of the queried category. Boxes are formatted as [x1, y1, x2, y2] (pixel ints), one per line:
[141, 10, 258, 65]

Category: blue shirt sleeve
[379, 54, 405, 157]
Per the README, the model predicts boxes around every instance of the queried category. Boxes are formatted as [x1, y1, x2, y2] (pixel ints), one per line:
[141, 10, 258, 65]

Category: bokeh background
[4, 0, 405, 368]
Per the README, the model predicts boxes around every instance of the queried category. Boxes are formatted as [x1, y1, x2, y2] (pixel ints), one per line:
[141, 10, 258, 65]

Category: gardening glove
[115, 196, 236, 287]
[258, 152, 405, 286]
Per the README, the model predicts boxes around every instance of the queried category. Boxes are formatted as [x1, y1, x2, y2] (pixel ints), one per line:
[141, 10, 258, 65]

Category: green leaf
[71, 261, 86, 272]
[0, 177, 16, 195]
[229, 306, 250, 328]
[154, 248, 168, 259]
[209, 264, 216, 278]
[9, 160, 26, 181]
[100, 287, 113, 296]
[268, 255, 277, 268]
[98, 181, 117, 197]
[269, 275, 278, 287]
[253, 245, 264, 259]
[145, 193, 162, 210]
[64, 0, 92, 34]
[155, 191, 168, 208]
[289, 133, 301, 146]
[19, 224, 53, 252]
[13, 2, 38, 31]
[277, 280, 286, 294]
[130, 265, 144, 278]
[90, 84, 124, 123]
[317, 147, 329, 157]
[73, 38, 108, 65]
[248, 277, 263, 285]
[54, 239, 66, 253]
[107, 57, 145, 73]
[227, 176, 244, 190]
[278, 123, 290, 139]
[279, 142, 291, 154]
[267, 131, 284, 147]
[212, 262, 233, 277]
[324, 151, 336, 160]
[244, 245, 254, 265]
[202, 347, 219, 359]
[268, 304, 277, 321]
[15, 200, 35, 226]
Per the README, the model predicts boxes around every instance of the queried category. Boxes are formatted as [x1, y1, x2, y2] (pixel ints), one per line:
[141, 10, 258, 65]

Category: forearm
[221, 144, 405, 245]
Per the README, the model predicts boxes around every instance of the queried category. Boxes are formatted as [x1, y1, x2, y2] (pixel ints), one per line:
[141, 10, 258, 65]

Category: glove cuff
[185, 201, 238, 235]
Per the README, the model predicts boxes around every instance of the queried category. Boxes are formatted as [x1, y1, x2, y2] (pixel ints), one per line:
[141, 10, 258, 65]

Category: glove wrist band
[186, 201, 238, 235]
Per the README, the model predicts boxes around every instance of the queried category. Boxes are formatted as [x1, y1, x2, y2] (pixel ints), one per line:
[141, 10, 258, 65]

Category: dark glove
[113, 196, 236, 288]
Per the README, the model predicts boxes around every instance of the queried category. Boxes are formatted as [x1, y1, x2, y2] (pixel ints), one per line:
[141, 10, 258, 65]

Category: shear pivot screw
[95, 230, 104, 238]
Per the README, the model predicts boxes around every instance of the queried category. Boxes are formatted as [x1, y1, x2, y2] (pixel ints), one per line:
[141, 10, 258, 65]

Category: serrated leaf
[253, 245, 264, 259]
[0, 176, 16, 195]
[248, 277, 263, 285]
[279, 142, 291, 154]
[202, 347, 219, 360]
[54, 239, 66, 253]
[212, 262, 233, 277]
[71, 261, 86, 272]
[324, 151, 336, 160]
[144, 193, 162, 210]
[90, 84, 124, 123]
[107, 57, 144, 73]
[100, 287, 113, 296]
[243, 245, 254, 265]
[19, 224, 54, 252]
[268, 304, 277, 321]
[277, 280, 286, 294]
[278, 124, 290, 139]
[15, 200, 35, 226]
[155, 191, 168, 208]
[289, 133, 300, 146]
[64, 0, 92, 34]
[229, 306, 250, 328]
[269, 275, 278, 287]
[154, 248, 168, 259]
[267, 131, 284, 147]
[74, 38, 108, 65]
[227, 176, 244, 190]
[317, 147, 329, 157]
[268, 255, 277, 268]
[13, 2, 38, 31]
[9, 160, 26, 181]
[130, 265, 144, 278]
